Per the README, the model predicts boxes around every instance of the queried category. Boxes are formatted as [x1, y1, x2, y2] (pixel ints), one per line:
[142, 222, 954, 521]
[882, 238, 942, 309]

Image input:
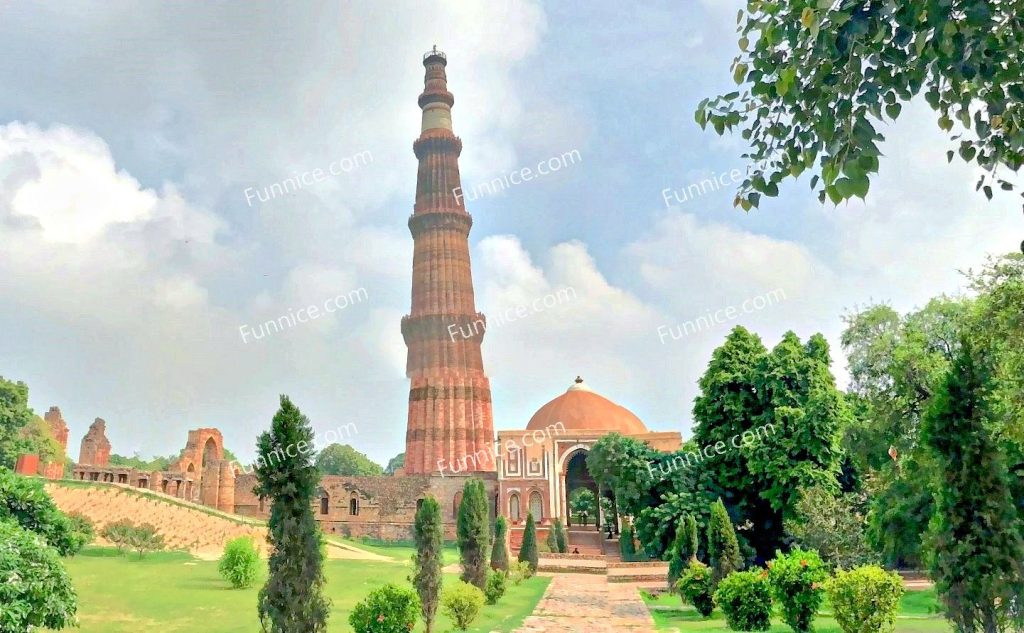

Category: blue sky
[0, 0, 1019, 465]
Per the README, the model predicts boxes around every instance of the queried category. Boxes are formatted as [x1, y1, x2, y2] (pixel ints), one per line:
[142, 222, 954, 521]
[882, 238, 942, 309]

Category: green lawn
[329, 536, 461, 565]
[642, 589, 950, 632]
[50, 546, 548, 632]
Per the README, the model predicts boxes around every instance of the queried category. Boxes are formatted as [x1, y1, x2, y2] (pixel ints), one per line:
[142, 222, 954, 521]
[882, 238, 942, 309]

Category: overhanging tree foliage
[255, 395, 330, 633]
[697, 0, 1024, 221]
[413, 496, 443, 633]
[456, 478, 490, 589]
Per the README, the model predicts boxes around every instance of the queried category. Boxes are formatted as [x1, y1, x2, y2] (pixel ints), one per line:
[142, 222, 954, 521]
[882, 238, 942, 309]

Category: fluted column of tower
[402, 48, 495, 475]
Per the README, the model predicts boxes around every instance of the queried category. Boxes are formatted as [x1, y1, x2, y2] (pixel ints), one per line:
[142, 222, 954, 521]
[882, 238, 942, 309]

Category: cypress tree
[545, 523, 558, 553]
[413, 496, 443, 633]
[456, 478, 491, 589]
[620, 523, 637, 560]
[517, 512, 539, 572]
[554, 519, 568, 553]
[923, 341, 1024, 632]
[255, 395, 330, 633]
[667, 514, 699, 589]
[490, 516, 509, 572]
[707, 499, 742, 588]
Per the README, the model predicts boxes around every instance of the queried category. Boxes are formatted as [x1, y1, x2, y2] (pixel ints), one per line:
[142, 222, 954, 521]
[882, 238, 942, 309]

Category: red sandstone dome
[526, 377, 648, 434]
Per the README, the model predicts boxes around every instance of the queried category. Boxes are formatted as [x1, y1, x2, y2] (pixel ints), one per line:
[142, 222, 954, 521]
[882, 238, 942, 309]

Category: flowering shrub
[348, 583, 420, 633]
[484, 569, 507, 605]
[714, 570, 773, 631]
[825, 565, 904, 633]
[766, 549, 828, 632]
[675, 560, 715, 617]
[441, 581, 485, 631]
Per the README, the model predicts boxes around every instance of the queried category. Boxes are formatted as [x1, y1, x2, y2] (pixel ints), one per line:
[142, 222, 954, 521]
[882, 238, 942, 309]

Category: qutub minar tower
[402, 47, 496, 475]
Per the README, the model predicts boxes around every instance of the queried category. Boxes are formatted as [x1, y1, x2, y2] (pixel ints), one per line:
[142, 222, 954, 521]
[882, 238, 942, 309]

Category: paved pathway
[513, 574, 655, 633]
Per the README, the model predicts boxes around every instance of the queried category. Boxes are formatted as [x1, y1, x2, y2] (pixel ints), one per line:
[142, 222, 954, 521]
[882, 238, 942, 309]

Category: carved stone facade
[78, 418, 111, 467]
[403, 48, 495, 475]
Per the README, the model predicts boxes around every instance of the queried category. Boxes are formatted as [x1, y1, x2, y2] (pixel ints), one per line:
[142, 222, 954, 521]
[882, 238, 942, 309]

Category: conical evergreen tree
[554, 519, 568, 554]
[667, 514, 699, 589]
[456, 478, 491, 589]
[490, 516, 509, 572]
[517, 512, 539, 572]
[545, 523, 558, 553]
[255, 395, 330, 633]
[413, 496, 443, 633]
[707, 499, 742, 588]
[923, 341, 1024, 632]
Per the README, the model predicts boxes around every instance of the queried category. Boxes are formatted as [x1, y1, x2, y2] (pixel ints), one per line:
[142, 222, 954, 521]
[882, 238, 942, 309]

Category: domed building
[496, 377, 681, 547]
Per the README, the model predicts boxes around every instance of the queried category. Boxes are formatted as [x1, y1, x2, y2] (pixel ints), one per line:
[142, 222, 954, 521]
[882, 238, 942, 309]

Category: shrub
[64, 512, 95, 553]
[620, 523, 637, 560]
[825, 565, 904, 633]
[100, 518, 136, 554]
[441, 581, 485, 631]
[675, 560, 715, 617]
[218, 536, 261, 589]
[708, 499, 742, 588]
[349, 583, 420, 633]
[508, 560, 533, 585]
[126, 523, 164, 559]
[484, 569, 507, 605]
[0, 468, 85, 556]
[0, 519, 78, 631]
[714, 570, 773, 631]
[767, 548, 828, 632]
[490, 516, 509, 572]
[517, 512, 539, 572]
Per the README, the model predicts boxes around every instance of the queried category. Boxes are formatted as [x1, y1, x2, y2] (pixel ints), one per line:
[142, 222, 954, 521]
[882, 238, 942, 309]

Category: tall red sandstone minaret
[402, 47, 494, 475]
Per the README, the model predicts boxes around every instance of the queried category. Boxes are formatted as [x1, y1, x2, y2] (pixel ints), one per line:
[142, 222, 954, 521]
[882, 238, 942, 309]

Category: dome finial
[575, 375, 583, 384]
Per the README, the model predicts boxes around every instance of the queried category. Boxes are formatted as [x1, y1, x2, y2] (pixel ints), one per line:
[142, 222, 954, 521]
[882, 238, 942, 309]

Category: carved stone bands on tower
[403, 49, 495, 475]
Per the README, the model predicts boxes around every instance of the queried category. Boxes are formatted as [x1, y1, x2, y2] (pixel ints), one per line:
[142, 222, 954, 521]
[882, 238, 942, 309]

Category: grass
[47, 545, 547, 632]
[329, 535, 462, 565]
[641, 589, 951, 632]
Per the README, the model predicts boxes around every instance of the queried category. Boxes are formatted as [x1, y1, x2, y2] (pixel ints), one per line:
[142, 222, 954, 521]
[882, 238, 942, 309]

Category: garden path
[512, 573, 655, 632]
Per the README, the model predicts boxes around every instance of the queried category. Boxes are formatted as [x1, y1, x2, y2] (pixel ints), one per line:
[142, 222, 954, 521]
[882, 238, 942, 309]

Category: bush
[441, 581, 485, 631]
[675, 560, 715, 617]
[126, 523, 164, 559]
[825, 565, 904, 633]
[0, 519, 78, 631]
[349, 583, 420, 633]
[714, 570, 773, 631]
[484, 569, 507, 605]
[64, 512, 95, 553]
[767, 549, 828, 632]
[508, 560, 533, 585]
[0, 468, 85, 556]
[218, 536, 261, 589]
[100, 518, 136, 554]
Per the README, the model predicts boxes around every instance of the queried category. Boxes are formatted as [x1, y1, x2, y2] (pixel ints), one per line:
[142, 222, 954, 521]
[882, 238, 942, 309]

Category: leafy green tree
[708, 499, 742, 588]
[490, 515, 509, 571]
[254, 395, 330, 633]
[0, 467, 86, 556]
[314, 443, 383, 476]
[785, 487, 875, 570]
[569, 488, 595, 525]
[0, 377, 34, 469]
[668, 514, 699, 589]
[0, 518, 78, 631]
[923, 340, 1024, 632]
[456, 478, 490, 589]
[413, 496, 443, 633]
[517, 512, 539, 572]
[126, 522, 164, 559]
[384, 452, 405, 475]
[697, 0, 1024, 213]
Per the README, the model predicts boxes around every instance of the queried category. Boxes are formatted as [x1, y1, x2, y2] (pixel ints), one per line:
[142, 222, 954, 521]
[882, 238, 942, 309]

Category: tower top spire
[423, 45, 447, 65]
[418, 47, 454, 133]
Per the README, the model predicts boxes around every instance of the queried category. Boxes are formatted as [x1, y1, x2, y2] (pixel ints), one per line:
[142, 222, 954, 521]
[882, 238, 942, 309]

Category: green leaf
[733, 63, 748, 85]
[801, 7, 815, 28]
[938, 115, 953, 132]
[885, 103, 902, 119]
[849, 174, 870, 199]
[739, 36, 749, 51]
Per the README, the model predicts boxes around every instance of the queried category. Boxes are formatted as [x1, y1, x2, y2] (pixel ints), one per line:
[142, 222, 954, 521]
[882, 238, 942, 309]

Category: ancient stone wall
[78, 418, 111, 466]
